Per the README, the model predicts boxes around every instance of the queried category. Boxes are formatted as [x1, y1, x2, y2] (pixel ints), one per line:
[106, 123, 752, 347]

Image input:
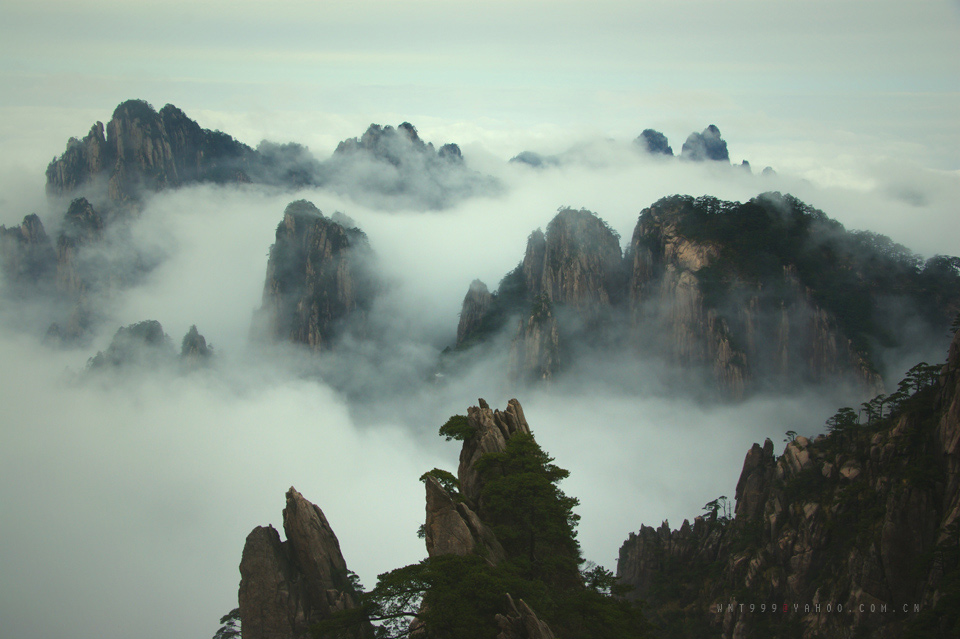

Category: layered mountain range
[45, 99, 492, 213]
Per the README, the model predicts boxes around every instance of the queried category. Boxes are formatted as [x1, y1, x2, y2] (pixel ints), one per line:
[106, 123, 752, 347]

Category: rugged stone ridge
[239, 487, 371, 639]
[255, 200, 377, 351]
[625, 194, 901, 395]
[46, 99, 255, 206]
[329, 121, 493, 209]
[617, 329, 960, 638]
[455, 193, 957, 397]
[457, 208, 623, 382]
[0, 213, 56, 290]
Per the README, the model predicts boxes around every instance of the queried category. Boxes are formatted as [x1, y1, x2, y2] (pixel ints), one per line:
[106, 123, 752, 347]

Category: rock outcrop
[180, 324, 212, 362]
[617, 329, 960, 638]
[86, 320, 215, 370]
[420, 399, 558, 637]
[87, 319, 173, 369]
[423, 474, 506, 564]
[0, 213, 56, 290]
[634, 129, 673, 156]
[255, 200, 377, 352]
[625, 194, 892, 396]
[453, 194, 952, 397]
[239, 487, 371, 639]
[679, 124, 729, 162]
[421, 399, 532, 563]
[495, 594, 557, 639]
[329, 121, 495, 209]
[46, 99, 256, 207]
[56, 197, 105, 299]
[457, 208, 624, 382]
[456, 280, 494, 348]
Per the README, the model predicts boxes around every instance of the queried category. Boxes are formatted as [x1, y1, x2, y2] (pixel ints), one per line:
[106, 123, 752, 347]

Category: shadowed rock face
[255, 200, 378, 352]
[457, 280, 493, 348]
[680, 124, 729, 162]
[617, 329, 960, 638]
[635, 129, 673, 156]
[239, 487, 371, 639]
[0, 214, 56, 289]
[458, 191, 960, 398]
[46, 99, 255, 206]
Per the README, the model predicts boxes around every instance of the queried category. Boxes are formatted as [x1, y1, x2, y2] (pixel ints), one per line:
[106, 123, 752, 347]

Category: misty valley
[2, 100, 959, 639]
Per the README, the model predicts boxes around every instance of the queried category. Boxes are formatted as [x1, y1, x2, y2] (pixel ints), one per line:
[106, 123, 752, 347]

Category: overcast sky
[1, 2, 959, 639]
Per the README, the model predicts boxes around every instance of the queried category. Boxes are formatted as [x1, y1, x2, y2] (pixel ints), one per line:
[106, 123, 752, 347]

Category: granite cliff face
[255, 200, 378, 351]
[46, 100, 256, 207]
[626, 195, 887, 397]
[455, 194, 958, 397]
[239, 487, 371, 639]
[617, 330, 960, 638]
[55, 197, 105, 299]
[457, 208, 624, 382]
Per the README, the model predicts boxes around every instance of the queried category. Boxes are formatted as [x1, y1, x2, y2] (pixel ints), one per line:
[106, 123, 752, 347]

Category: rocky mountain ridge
[617, 328, 960, 638]
[46, 100, 257, 210]
[45, 99, 491, 212]
[455, 193, 959, 397]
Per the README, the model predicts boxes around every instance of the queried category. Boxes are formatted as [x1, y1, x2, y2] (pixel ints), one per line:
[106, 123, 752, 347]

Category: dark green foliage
[475, 433, 582, 587]
[702, 496, 731, 522]
[315, 554, 526, 639]
[113, 99, 157, 121]
[438, 415, 474, 442]
[213, 608, 240, 639]
[419, 468, 460, 498]
[323, 425, 649, 638]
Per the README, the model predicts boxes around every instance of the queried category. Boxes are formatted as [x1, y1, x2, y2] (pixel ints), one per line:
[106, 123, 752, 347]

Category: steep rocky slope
[617, 329, 960, 638]
[454, 194, 959, 397]
[254, 200, 378, 351]
[45, 100, 491, 213]
[46, 99, 257, 209]
[239, 487, 372, 639]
